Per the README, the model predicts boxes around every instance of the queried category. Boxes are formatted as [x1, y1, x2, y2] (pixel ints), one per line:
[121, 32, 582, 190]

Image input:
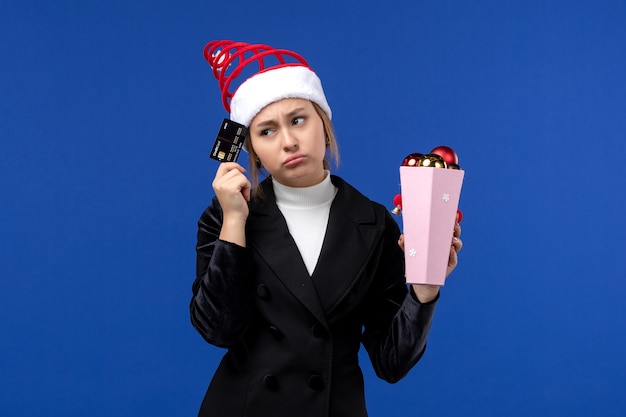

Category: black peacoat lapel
[246, 179, 327, 327]
[246, 175, 386, 323]
[311, 176, 385, 316]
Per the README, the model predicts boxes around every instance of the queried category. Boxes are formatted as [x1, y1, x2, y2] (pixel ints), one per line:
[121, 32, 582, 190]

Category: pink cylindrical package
[399, 166, 465, 285]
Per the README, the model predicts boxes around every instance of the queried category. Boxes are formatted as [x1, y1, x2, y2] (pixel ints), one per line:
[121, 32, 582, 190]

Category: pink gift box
[399, 166, 465, 285]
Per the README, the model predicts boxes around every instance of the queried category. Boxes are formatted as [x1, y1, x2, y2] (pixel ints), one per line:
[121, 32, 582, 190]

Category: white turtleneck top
[272, 172, 338, 276]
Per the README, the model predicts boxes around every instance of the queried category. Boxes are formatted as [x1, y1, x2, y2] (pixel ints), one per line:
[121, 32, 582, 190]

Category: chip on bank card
[209, 118, 248, 162]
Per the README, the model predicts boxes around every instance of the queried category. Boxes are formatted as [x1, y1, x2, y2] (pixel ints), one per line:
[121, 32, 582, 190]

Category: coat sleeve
[189, 197, 256, 348]
[361, 208, 439, 383]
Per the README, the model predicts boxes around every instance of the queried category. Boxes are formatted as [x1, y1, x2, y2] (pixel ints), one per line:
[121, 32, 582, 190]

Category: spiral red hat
[203, 40, 332, 127]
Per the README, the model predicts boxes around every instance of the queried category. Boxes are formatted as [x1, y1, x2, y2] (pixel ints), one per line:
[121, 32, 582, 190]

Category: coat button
[308, 374, 325, 392]
[310, 323, 328, 339]
[257, 284, 270, 299]
[268, 325, 283, 340]
[263, 374, 278, 391]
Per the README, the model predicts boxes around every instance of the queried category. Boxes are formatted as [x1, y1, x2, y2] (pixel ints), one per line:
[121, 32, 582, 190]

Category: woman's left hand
[398, 217, 463, 303]
[446, 219, 463, 277]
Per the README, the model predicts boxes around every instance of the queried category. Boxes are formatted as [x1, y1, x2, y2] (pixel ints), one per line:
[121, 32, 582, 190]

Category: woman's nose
[280, 129, 298, 150]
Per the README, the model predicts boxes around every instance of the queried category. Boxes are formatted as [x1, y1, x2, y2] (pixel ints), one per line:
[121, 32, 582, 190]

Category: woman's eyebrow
[254, 108, 307, 128]
[286, 107, 306, 117]
[255, 119, 276, 128]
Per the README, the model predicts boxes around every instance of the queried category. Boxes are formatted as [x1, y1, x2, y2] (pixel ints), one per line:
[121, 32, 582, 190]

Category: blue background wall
[2, 0, 625, 415]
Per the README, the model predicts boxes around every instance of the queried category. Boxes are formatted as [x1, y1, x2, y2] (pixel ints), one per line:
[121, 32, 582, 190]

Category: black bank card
[209, 118, 248, 162]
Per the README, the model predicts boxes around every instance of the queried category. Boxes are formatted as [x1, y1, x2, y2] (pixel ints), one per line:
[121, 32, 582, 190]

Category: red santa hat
[203, 40, 332, 128]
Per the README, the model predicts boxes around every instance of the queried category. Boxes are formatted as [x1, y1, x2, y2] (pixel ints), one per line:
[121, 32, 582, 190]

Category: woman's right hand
[212, 162, 251, 246]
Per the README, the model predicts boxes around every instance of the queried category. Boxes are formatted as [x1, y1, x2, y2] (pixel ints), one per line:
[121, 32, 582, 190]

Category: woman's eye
[260, 129, 272, 136]
[292, 116, 305, 126]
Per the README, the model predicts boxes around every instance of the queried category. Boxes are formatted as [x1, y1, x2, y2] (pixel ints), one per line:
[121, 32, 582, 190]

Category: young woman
[190, 40, 462, 417]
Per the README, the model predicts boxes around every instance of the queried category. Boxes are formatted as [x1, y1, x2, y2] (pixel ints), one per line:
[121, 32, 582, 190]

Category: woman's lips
[283, 154, 306, 167]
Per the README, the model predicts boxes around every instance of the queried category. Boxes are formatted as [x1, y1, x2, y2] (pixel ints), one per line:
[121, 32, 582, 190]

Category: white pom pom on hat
[203, 40, 332, 128]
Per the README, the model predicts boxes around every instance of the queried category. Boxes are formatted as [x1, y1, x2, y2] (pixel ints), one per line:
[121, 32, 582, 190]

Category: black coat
[191, 175, 438, 417]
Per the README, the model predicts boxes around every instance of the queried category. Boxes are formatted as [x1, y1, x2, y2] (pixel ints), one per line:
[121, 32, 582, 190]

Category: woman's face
[249, 98, 327, 188]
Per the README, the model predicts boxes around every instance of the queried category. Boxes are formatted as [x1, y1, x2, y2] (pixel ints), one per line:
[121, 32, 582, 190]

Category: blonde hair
[247, 101, 339, 200]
